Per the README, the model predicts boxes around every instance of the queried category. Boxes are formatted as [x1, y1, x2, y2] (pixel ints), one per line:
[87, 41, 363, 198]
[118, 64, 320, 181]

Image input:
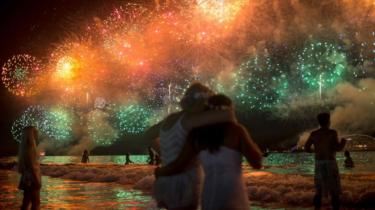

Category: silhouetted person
[305, 113, 347, 210]
[344, 150, 354, 168]
[81, 150, 89, 163]
[154, 151, 161, 165]
[125, 153, 133, 165]
[18, 126, 41, 210]
[263, 148, 269, 157]
[147, 146, 155, 165]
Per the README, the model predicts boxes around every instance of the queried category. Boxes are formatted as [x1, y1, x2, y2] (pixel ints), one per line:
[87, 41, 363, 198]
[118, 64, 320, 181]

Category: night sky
[0, 0, 125, 155]
[1, 0, 373, 155]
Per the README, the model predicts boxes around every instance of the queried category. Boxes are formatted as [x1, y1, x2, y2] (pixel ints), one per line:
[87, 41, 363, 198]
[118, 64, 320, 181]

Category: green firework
[297, 41, 347, 91]
[87, 109, 119, 146]
[116, 104, 155, 134]
[232, 51, 289, 111]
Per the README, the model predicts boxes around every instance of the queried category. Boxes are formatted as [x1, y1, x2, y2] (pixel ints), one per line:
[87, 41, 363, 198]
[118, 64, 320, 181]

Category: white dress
[153, 115, 201, 209]
[199, 146, 249, 210]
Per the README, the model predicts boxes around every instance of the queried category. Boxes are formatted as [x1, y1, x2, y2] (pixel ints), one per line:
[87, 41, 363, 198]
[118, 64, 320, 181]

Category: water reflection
[0, 170, 153, 210]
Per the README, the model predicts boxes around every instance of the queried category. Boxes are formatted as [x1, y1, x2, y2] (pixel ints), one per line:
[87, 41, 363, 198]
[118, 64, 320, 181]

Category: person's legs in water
[30, 189, 40, 210]
[331, 190, 340, 210]
[313, 188, 322, 210]
[21, 189, 31, 210]
[314, 165, 323, 210]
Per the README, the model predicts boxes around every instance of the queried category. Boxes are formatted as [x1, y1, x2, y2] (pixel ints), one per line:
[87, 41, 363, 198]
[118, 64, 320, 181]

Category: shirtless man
[305, 112, 346, 210]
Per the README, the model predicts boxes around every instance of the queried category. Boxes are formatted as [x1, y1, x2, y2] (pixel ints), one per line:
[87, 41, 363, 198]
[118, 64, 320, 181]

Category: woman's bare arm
[155, 138, 196, 177]
[182, 109, 236, 131]
[238, 125, 262, 169]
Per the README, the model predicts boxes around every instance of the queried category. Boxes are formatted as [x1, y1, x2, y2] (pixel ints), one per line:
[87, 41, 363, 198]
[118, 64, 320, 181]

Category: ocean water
[1, 152, 374, 209]
[34, 151, 375, 174]
[0, 170, 153, 210]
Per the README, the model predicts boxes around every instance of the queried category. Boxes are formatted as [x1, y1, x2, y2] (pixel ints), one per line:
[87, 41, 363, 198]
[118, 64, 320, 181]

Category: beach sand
[1, 160, 374, 209]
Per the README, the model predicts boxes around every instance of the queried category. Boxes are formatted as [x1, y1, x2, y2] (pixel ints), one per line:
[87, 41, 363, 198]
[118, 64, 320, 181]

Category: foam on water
[1, 152, 375, 208]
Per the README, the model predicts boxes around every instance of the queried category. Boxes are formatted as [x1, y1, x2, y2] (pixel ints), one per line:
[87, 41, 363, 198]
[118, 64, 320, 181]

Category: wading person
[81, 150, 90, 163]
[18, 126, 41, 210]
[155, 94, 262, 210]
[305, 113, 347, 210]
[125, 153, 133, 165]
[344, 150, 354, 168]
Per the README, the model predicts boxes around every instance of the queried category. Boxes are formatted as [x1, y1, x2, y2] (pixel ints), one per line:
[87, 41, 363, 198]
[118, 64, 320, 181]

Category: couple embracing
[146, 82, 262, 210]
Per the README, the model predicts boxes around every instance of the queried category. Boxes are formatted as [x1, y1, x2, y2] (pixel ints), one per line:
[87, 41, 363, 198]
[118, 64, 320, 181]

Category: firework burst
[2, 54, 44, 96]
[297, 41, 347, 97]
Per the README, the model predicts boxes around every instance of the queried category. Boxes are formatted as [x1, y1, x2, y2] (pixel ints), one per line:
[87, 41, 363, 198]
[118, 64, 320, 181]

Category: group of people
[17, 82, 351, 210]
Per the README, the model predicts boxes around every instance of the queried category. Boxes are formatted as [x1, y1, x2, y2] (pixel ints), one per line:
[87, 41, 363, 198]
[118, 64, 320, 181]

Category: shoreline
[1, 161, 375, 209]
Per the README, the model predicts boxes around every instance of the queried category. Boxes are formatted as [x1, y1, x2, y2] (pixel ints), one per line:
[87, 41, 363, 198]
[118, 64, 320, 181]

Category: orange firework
[48, 41, 107, 95]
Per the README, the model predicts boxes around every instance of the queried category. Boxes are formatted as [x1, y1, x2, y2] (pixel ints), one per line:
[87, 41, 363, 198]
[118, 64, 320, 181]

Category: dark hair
[208, 94, 232, 107]
[317, 112, 330, 127]
[179, 82, 213, 110]
[189, 94, 233, 153]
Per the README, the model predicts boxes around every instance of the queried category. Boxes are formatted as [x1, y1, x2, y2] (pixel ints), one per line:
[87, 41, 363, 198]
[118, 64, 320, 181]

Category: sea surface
[4, 151, 373, 174]
[1, 152, 374, 209]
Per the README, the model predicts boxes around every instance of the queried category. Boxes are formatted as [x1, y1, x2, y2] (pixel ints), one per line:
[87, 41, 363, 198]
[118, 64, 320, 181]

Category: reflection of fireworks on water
[2, 54, 43, 96]
[11, 105, 46, 142]
[42, 107, 74, 141]
[87, 109, 119, 146]
[116, 104, 156, 134]
[297, 41, 347, 98]
[233, 50, 289, 111]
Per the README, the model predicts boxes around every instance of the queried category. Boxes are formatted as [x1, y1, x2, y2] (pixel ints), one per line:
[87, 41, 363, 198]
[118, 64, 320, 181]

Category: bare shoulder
[328, 129, 338, 134]
[226, 123, 249, 141]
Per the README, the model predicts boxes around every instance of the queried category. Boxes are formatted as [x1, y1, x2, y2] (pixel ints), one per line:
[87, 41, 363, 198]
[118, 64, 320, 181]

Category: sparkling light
[11, 106, 46, 142]
[233, 51, 289, 111]
[116, 104, 155, 134]
[297, 41, 347, 92]
[87, 109, 119, 146]
[1, 54, 43, 96]
[42, 107, 73, 141]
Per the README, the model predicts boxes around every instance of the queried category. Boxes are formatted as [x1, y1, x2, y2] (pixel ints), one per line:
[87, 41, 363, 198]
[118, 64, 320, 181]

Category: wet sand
[2, 161, 374, 209]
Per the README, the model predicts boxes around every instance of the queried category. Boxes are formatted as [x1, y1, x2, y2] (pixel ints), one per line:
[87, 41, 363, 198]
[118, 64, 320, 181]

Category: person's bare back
[305, 128, 342, 160]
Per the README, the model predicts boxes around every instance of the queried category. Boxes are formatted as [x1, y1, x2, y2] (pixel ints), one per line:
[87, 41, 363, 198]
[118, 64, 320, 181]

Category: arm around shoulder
[182, 109, 236, 131]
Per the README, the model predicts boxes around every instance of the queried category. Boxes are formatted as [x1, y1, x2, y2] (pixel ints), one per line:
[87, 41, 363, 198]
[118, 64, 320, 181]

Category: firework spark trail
[3, 0, 374, 146]
[2, 54, 44, 97]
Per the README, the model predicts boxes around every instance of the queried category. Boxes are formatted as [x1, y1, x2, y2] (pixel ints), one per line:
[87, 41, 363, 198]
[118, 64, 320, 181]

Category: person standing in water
[344, 150, 354, 168]
[125, 153, 133, 165]
[305, 113, 347, 210]
[81, 150, 90, 163]
[18, 126, 41, 210]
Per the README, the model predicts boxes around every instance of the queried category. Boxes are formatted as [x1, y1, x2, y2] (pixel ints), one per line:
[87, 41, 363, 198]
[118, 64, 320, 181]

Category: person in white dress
[146, 83, 236, 210]
[155, 94, 262, 210]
